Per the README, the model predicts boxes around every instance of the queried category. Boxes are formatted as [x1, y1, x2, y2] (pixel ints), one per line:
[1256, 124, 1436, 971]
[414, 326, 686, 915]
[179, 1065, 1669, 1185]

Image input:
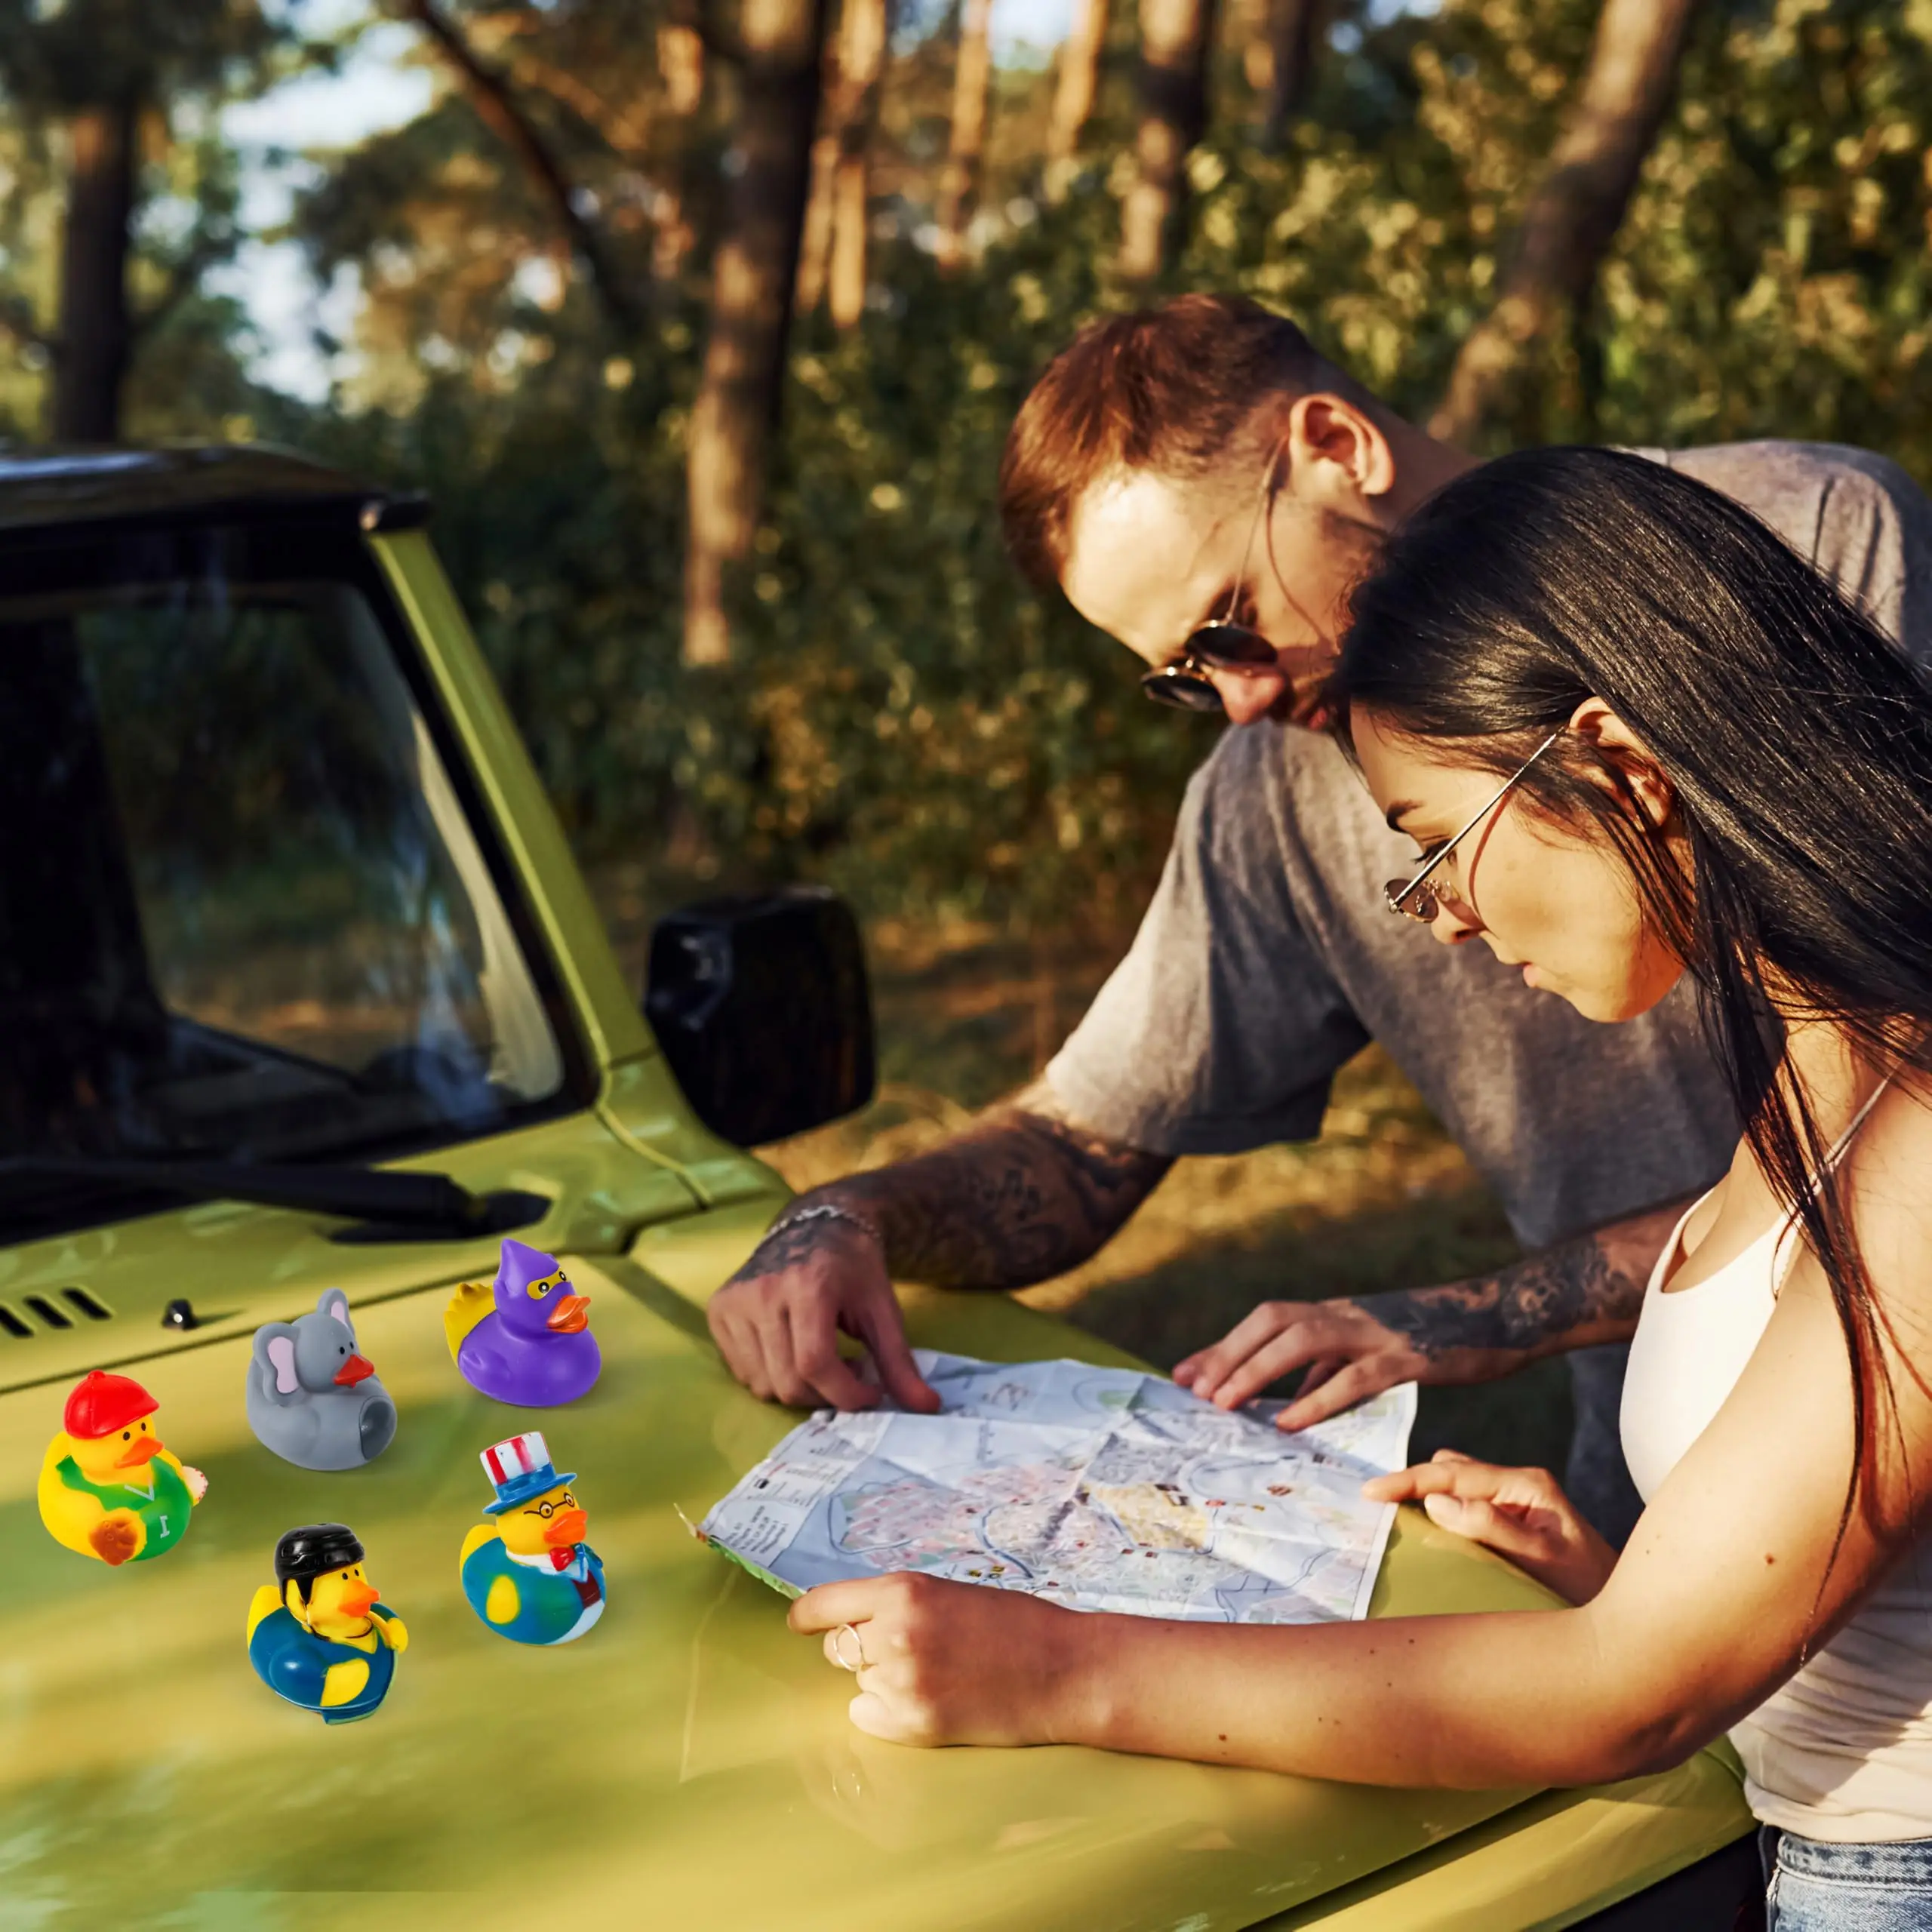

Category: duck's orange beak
[546, 1294, 590, 1334]
[543, 1506, 589, 1546]
[334, 1353, 376, 1387]
[337, 1579, 380, 1619]
[115, 1434, 163, 1468]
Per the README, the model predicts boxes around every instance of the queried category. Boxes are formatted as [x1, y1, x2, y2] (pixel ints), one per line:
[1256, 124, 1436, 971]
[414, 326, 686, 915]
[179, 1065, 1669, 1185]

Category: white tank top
[1620, 1087, 1932, 1842]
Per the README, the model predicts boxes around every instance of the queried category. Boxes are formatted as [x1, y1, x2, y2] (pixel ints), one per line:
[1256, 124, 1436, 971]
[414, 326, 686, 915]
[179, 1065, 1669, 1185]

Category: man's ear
[1284, 392, 1397, 506]
[1567, 697, 1676, 829]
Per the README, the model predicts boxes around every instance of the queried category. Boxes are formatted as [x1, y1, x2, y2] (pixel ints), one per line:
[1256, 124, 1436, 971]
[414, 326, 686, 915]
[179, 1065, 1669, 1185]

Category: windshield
[1, 514, 578, 1236]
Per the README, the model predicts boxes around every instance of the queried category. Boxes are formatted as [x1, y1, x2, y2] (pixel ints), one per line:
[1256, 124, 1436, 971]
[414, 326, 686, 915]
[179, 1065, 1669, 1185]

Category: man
[706, 293, 1932, 1542]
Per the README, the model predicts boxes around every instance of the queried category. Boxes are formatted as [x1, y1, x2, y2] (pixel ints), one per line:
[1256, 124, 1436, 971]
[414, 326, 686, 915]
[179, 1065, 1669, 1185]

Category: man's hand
[1364, 1450, 1618, 1605]
[1174, 1200, 1692, 1429]
[1174, 1297, 1430, 1428]
[708, 1211, 940, 1414]
[708, 1086, 1171, 1415]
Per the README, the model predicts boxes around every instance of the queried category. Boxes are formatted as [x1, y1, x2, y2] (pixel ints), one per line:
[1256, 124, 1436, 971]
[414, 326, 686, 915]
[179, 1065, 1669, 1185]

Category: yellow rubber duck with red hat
[38, 1371, 208, 1564]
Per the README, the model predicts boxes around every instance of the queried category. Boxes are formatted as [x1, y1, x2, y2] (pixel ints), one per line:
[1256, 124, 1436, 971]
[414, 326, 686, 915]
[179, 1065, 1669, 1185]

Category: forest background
[5, 0, 1930, 1464]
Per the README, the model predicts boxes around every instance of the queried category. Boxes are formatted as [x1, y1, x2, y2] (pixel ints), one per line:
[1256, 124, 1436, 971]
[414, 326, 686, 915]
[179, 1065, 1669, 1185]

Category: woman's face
[1352, 707, 1685, 1023]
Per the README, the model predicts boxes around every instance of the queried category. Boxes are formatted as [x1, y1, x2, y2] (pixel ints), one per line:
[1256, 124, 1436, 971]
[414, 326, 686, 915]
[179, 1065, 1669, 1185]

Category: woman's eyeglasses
[1384, 729, 1564, 923]
[1141, 460, 1284, 713]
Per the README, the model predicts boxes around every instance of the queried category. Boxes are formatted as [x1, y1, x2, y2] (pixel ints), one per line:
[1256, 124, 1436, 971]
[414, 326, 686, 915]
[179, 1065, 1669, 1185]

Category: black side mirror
[645, 887, 877, 1146]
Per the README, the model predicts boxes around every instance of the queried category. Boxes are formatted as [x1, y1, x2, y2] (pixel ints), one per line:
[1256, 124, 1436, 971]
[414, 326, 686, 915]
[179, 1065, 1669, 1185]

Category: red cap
[63, 1371, 158, 1440]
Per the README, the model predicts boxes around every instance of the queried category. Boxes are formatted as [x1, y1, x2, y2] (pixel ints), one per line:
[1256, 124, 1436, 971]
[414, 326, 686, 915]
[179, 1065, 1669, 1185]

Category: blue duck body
[248, 1606, 398, 1722]
[461, 1533, 606, 1646]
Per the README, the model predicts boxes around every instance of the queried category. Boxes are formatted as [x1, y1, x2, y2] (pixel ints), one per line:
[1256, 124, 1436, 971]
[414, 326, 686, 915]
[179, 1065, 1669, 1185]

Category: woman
[789, 448, 1932, 1924]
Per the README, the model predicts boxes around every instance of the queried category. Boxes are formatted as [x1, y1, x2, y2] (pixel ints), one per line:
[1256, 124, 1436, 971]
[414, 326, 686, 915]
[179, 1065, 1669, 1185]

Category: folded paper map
[698, 1352, 1417, 1623]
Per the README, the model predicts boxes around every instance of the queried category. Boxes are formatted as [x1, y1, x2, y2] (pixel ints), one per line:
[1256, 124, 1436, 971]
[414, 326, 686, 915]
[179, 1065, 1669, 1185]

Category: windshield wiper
[0, 1155, 546, 1240]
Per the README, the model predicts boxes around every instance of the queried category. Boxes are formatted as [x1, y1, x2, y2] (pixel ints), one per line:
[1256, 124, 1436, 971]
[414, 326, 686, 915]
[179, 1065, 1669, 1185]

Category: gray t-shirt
[1045, 442, 1932, 1251]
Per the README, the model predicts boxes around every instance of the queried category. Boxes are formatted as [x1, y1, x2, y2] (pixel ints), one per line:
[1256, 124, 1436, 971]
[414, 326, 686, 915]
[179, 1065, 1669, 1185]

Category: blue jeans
[1762, 1826, 1932, 1929]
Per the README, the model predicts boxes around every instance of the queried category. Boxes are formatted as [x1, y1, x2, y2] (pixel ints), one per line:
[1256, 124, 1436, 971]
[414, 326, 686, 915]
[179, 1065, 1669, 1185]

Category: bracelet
[764, 1200, 884, 1251]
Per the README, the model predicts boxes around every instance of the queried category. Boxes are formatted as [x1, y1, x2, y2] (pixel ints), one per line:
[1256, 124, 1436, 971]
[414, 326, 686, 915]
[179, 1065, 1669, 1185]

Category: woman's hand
[1364, 1450, 1618, 1606]
[789, 1573, 1085, 1747]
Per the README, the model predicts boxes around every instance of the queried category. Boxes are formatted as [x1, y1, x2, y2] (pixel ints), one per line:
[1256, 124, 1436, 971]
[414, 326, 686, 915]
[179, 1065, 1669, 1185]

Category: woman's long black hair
[1332, 446, 1932, 1548]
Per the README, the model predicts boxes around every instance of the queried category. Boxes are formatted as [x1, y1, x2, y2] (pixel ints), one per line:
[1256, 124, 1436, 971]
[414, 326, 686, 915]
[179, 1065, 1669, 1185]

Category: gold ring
[831, 1622, 866, 1672]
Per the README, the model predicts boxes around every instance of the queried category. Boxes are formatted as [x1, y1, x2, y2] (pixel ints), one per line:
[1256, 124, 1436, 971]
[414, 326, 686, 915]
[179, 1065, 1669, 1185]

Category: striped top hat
[480, 1431, 576, 1515]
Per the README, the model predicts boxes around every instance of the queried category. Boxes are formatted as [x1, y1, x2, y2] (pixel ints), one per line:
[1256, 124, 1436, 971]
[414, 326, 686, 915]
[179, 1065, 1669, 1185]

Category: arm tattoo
[745, 1082, 1172, 1291]
[741, 1215, 864, 1278]
[1361, 1194, 1697, 1368]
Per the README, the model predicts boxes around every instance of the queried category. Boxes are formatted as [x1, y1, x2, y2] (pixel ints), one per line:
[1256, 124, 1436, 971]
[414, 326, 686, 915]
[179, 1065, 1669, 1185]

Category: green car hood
[0, 1151, 1747, 1932]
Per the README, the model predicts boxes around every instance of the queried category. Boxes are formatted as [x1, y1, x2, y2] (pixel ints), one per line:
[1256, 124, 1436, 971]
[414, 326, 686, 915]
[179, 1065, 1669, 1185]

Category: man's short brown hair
[998, 294, 1347, 592]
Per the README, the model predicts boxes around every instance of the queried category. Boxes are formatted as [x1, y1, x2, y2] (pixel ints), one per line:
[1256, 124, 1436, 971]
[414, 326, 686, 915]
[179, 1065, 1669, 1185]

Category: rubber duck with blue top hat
[460, 1431, 606, 1646]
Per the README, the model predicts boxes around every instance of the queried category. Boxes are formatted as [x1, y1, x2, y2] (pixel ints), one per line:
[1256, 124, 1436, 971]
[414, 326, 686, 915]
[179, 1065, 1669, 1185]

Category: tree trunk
[1043, 0, 1107, 202]
[683, 0, 829, 666]
[796, 0, 887, 320]
[934, 0, 994, 272]
[1118, 0, 1217, 285]
[403, 0, 641, 332]
[52, 97, 140, 444]
[654, 24, 706, 284]
[1429, 0, 1697, 445]
[1256, 0, 1321, 149]
[796, 111, 840, 315]
[826, 0, 888, 326]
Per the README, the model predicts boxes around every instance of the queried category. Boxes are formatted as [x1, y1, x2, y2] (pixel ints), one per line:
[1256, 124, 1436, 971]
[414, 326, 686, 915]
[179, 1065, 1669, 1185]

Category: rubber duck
[247, 1288, 397, 1470]
[38, 1371, 208, 1564]
[444, 1238, 600, 1407]
[459, 1431, 605, 1645]
[246, 1524, 407, 1723]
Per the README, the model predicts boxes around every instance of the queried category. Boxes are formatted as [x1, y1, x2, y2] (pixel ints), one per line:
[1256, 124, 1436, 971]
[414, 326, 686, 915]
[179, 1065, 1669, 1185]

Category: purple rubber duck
[442, 1239, 601, 1407]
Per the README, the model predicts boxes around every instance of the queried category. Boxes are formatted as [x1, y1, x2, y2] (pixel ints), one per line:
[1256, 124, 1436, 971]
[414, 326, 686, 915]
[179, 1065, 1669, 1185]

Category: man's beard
[1269, 509, 1386, 730]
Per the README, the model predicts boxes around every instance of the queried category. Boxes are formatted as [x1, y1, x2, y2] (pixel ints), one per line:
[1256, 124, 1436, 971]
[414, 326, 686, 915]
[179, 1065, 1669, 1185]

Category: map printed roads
[700, 1354, 1417, 1623]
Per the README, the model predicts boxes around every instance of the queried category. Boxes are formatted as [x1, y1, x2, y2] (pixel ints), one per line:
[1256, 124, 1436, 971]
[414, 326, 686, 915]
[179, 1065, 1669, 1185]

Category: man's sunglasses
[1140, 620, 1280, 712]
[1140, 458, 1284, 713]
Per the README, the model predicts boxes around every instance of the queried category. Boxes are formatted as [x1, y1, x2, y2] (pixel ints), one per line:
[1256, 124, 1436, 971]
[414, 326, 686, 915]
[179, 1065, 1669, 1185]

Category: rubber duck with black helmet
[246, 1524, 408, 1723]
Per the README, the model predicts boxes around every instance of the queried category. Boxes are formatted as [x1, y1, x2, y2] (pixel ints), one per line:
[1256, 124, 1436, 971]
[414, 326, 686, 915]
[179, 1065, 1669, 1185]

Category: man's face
[1060, 460, 1385, 727]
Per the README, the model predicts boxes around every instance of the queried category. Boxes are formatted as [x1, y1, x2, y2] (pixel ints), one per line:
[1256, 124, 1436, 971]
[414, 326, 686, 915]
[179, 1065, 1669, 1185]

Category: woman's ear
[1567, 697, 1675, 829]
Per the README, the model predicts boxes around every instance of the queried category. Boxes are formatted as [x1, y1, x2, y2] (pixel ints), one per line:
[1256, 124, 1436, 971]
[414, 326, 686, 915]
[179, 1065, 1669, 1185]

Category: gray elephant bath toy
[247, 1290, 397, 1471]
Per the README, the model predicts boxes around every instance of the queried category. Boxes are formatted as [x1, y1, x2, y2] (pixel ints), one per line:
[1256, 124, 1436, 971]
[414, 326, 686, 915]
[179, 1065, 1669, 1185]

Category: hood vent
[2, 1287, 114, 1338]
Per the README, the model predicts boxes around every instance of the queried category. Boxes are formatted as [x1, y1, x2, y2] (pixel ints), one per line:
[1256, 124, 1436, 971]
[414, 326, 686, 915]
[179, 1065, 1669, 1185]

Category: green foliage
[0, 0, 306, 438]
[1180, 0, 1932, 464]
[17, 0, 1932, 934]
[292, 190, 1216, 932]
[746, 213, 1216, 928]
